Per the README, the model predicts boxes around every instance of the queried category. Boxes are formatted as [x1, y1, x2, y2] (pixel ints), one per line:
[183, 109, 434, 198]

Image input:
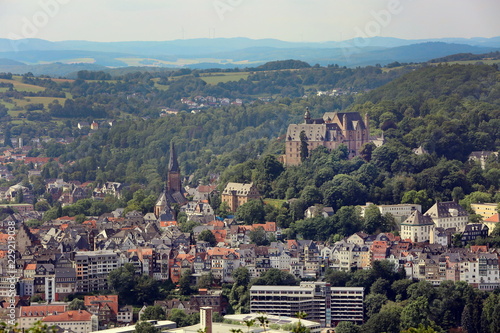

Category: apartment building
[250, 282, 332, 327]
[331, 287, 364, 326]
[73, 250, 120, 293]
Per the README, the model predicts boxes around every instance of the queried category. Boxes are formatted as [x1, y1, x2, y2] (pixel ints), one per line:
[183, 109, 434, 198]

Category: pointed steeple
[168, 141, 180, 173]
[166, 140, 183, 196]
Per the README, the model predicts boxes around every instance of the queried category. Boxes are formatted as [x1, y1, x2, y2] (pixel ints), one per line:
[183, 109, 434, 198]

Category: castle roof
[222, 182, 257, 196]
[425, 201, 469, 219]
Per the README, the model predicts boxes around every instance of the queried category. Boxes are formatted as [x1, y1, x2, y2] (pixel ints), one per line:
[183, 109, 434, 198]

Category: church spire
[168, 141, 180, 173]
[166, 140, 182, 194]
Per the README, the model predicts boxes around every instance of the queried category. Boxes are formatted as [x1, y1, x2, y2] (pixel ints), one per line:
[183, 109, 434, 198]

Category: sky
[2, 0, 500, 42]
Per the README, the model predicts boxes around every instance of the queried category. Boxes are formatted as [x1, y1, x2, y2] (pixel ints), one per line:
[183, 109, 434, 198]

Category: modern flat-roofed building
[74, 250, 120, 293]
[331, 287, 364, 326]
[250, 282, 331, 327]
[250, 283, 364, 328]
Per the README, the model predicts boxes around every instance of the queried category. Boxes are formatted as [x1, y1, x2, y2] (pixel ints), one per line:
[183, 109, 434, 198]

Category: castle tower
[304, 107, 311, 124]
[167, 141, 182, 193]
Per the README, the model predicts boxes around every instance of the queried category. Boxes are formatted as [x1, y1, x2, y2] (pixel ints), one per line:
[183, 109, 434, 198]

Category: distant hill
[0, 37, 499, 76]
[0, 58, 24, 66]
[0, 62, 106, 77]
[428, 51, 500, 63]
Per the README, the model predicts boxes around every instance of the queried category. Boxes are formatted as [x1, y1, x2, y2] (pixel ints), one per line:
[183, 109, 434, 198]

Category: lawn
[264, 199, 286, 208]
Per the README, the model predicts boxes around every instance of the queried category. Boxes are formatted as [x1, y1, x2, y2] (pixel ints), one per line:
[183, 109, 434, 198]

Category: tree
[198, 229, 217, 246]
[232, 266, 250, 286]
[299, 130, 309, 162]
[135, 321, 160, 333]
[401, 325, 438, 333]
[141, 305, 166, 321]
[256, 314, 269, 332]
[253, 268, 298, 286]
[178, 270, 194, 296]
[362, 303, 402, 333]
[197, 271, 214, 289]
[243, 319, 255, 333]
[248, 226, 269, 246]
[321, 175, 367, 210]
[363, 204, 384, 234]
[15, 190, 24, 204]
[292, 311, 310, 333]
[359, 142, 376, 162]
[67, 298, 86, 311]
[235, 200, 265, 224]
[229, 329, 243, 333]
[401, 190, 433, 212]
[365, 293, 388, 319]
[335, 321, 361, 333]
[108, 263, 136, 304]
[400, 296, 432, 330]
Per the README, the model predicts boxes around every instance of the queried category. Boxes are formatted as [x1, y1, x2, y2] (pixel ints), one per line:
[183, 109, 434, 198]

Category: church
[284, 109, 371, 166]
[154, 141, 188, 219]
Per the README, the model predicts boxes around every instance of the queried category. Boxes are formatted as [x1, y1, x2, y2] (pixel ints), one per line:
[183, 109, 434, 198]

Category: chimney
[200, 307, 213, 333]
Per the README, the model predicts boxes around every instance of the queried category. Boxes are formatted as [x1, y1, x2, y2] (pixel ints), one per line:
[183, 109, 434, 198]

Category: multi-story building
[73, 250, 120, 293]
[250, 283, 364, 328]
[17, 305, 66, 330]
[460, 224, 489, 245]
[221, 182, 260, 212]
[483, 213, 499, 235]
[471, 203, 498, 219]
[284, 110, 371, 166]
[250, 282, 332, 327]
[360, 203, 422, 217]
[331, 287, 364, 326]
[207, 247, 240, 283]
[425, 201, 469, 232]
[41, 310, 98, 333]
[400, 210, 434, 243]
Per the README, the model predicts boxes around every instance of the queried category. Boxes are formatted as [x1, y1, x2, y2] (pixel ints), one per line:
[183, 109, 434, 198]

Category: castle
[284, 109, 372, 166]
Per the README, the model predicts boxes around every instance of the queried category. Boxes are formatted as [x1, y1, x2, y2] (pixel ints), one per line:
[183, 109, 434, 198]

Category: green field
[15, 96, 66, 108]
[0, 79, 44, 93]
[200, 72, 250, 85]
[264, 199, 286, 208]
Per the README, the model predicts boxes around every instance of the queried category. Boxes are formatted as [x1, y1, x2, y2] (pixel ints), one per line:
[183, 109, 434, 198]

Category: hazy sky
[2, 0, 500, 42]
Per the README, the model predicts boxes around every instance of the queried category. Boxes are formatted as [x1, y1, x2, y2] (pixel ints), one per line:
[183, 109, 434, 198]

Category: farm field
[0, 78, 45, 92]
[200, 72, 250, 85]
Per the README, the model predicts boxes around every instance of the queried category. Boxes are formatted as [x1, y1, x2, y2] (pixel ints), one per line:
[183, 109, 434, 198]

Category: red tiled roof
[160, 221, 177, 227]
[42, 310, 92, 322]
[25, 264, 36, 270]
[20, 305, 66, 317]
[24, 157, 58, 164]
[485, 213, 500, 223]
[84, 295, 118, 314]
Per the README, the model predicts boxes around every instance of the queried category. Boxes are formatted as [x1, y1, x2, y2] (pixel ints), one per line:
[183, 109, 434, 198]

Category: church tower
[167, 141, 182, 193]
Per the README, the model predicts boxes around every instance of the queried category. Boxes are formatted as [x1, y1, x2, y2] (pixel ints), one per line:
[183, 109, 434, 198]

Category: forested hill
[350, 64, 500, 160]
[50, 64, 499, 199]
